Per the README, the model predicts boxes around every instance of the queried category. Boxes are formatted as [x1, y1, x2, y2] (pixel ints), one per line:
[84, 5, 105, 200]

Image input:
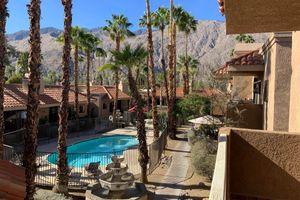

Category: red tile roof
[89, 85, 131, 100]
[218, 0, 225, 15]
[214, 51, 264, 77]
[227, 50, 264, 66]
[155, 87, 185, 98]
[4, 84, 88, 110]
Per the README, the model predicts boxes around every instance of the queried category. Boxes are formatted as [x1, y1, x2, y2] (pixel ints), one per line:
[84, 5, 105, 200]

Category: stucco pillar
[289, 32, 300, 132]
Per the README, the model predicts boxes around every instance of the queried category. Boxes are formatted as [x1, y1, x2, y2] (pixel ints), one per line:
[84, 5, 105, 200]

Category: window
[103, 103, 107, 110]
[79, 105, 84, 113]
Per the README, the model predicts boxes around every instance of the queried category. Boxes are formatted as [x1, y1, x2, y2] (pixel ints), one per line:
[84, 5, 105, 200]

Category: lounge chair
[84, 162, 101, 177]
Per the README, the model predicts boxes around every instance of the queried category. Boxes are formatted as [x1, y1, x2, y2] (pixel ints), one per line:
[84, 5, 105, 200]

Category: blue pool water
[47, 135, 138, 167]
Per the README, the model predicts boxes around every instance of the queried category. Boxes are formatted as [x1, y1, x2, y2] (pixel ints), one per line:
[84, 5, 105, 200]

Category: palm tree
[109, 44, 149, 183]
[80, 31, 100, 117]
[57, 26, 86, 120]
[0, 0, 8, 160]
[23, 0, 42, 199]
[145, 0, 159, 139]
[52, 0, 72, 195]
[177, 55, 199, 92]
[177, 12, 197, 95]
[167, 0, 177, 139]
[95, 47, 107, 85]
[236, 34, 255, 43]
[16, 51, 29, 77]
[103, 15, 134, 125]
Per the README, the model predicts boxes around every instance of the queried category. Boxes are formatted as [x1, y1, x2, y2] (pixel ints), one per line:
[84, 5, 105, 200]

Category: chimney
[118, 80, 129, 94]
[22, 76, 45, 94]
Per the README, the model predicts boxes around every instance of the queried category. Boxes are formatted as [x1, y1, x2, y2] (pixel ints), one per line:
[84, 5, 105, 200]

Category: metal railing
[148, 128, 168, 174]
[4, 117, 113, 147]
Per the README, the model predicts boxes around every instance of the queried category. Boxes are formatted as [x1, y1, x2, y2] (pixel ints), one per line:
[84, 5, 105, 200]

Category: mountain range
[7, 20, 269, 80]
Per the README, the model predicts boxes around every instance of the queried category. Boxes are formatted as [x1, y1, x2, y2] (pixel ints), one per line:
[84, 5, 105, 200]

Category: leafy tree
[16, 51, 29, 76]
[235, 34, 255, 43]
[175, 94, 210, 121]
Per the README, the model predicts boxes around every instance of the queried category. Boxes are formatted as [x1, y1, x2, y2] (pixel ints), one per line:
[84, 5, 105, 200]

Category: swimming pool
[47, 135, 139, 167]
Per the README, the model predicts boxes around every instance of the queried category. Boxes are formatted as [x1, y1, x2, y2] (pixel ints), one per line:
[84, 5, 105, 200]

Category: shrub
[158, 112, 167, 131]
[174, 94, 210, 122]
[189, 130, 218, 180]
[6, 73, 22, 84]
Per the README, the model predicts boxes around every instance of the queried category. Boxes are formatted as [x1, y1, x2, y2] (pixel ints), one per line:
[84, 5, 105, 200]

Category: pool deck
[37, 127, 155, 152]
[35, 126, 155, 188]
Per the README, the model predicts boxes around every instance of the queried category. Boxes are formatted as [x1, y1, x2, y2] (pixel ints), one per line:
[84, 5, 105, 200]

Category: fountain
[86, 156, 148, 200]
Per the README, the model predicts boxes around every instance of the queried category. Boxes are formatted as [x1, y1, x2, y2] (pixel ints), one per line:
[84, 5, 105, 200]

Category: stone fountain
[86, 156, 147, 200]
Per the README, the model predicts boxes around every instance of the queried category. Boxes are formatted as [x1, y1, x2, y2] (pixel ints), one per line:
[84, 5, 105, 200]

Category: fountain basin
[86, 182, 148, 200]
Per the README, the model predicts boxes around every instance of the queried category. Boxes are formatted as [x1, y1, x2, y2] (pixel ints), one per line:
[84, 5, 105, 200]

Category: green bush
[174, 94, 210, 121]
[189, 131, 218, 180]
[6, 73, 22, 84]
[158, 112, 167, 131]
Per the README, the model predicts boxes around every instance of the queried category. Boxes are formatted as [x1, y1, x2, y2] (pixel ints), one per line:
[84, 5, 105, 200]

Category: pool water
[47, 135, 138, 167]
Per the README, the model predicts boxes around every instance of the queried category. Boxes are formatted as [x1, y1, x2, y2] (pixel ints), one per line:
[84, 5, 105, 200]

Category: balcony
[210, 128, 300, 200]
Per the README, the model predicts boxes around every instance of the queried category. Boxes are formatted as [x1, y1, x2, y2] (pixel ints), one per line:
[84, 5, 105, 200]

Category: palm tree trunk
[23, 0, 41, 199]
[0, 0, 8, 160]
[167, 0, 176, 139]
[113, 38, 120, 125]
[53, 0, 72, 195]
[146, 0, 159, 139]
[160, 28, 169, 106]
[185, 33, 190, 95]
[86, 50, 91, 117]
[74, 44, 79, 120]
[146, 56, 150, 110]
[128, 69, 149, 183]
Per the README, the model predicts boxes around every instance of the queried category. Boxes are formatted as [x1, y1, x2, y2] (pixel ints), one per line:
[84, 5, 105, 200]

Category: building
[77, 84, 131, 119]
[210, 1, 300, 199]
[4, 82, 89, 133]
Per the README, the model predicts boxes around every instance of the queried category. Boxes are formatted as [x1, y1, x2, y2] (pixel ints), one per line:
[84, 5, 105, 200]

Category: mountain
[7, 21, 269, 78]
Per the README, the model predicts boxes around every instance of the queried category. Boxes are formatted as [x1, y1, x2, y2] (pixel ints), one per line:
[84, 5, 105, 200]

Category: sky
[7, 0, 224, 34]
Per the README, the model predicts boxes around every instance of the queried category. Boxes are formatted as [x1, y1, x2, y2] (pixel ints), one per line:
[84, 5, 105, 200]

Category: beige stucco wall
[231, 76, 253, 101]
[263, 33, 292, 131]
[289, 32, 300, 132]
[229, 128, 300, 199]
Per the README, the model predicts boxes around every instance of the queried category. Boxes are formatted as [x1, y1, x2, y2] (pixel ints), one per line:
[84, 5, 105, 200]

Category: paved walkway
[147, 127, 191, 199]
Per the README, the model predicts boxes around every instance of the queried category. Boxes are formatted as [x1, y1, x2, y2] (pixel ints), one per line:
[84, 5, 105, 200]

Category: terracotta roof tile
[218, 0, 225, 15]
[214, 51, 264, 77]
[227, 50, 264, 66]
[89, 85, 131, 100]
[4, 84, 88, 110]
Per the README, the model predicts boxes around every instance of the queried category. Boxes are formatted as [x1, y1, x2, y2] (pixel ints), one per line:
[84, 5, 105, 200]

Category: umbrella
[188, 115, 222, 125]
[128, 106, 148, 113]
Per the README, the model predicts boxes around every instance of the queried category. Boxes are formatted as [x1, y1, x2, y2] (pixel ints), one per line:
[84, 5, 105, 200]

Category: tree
[23, 0, 42, 199]
[95, 47, 107, 85]
[177, 11, 197, 95]
[167, 0, 177, 139]
[235, 34, 255, 43]
[145, 0, 159, 139]
[103, 15, 134, 125]
[52, 0, 72, 195]
[0, 0, 8, 160]
[80, 31, 100, 117]
[110, 44, 149, 183]
[16, 51, 29, 77]
[152, 7, 170, 106]
[177, 55, 199, 93]
[57, 26, 85, 120]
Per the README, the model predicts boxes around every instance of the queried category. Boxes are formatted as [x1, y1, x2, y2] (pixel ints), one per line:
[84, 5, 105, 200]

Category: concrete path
[148, 127, 191, 199]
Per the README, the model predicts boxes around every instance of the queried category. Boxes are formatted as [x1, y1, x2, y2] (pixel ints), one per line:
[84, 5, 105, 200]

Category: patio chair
[84, 162, 101, 177]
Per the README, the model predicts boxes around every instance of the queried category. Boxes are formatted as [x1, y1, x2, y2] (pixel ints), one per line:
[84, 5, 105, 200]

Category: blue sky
[7, 0, 224, 34]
